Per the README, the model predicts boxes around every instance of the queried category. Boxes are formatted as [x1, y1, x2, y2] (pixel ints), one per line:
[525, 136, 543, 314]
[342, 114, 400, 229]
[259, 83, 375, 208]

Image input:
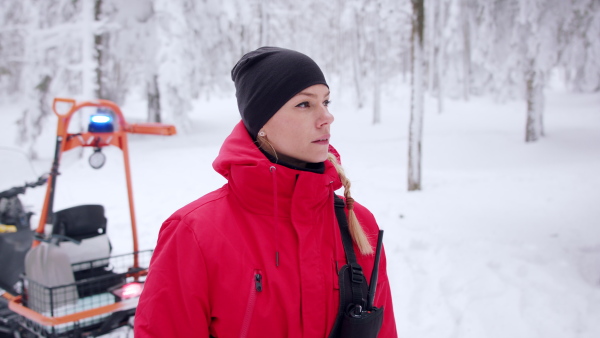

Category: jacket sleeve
[134, 218, 210, 337]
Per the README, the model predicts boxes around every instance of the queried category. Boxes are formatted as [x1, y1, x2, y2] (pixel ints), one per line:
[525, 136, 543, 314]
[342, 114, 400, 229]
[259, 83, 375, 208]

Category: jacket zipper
[240, 270, 262, 338]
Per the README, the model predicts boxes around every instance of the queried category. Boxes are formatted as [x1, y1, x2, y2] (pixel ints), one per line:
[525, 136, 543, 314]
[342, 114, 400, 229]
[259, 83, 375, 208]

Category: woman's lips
[312, 135, 330, 145]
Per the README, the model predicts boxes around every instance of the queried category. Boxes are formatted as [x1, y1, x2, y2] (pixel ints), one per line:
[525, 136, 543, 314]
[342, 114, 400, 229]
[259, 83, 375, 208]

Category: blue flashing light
[91, 115, 112, 124]
[88, 113, 114, 133]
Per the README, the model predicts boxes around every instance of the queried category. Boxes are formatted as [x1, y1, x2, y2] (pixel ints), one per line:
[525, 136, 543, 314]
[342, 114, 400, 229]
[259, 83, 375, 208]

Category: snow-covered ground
[1, 85, 599, 337]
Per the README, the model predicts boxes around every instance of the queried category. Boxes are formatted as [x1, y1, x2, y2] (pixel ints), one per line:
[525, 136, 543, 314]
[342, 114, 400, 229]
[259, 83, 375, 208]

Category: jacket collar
[213, 121, 342, 219]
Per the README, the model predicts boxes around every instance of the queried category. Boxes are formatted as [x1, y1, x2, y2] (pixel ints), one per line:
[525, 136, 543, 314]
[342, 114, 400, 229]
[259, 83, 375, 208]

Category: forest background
[1, 0, 598, 161]
[1, 1, 600, 337]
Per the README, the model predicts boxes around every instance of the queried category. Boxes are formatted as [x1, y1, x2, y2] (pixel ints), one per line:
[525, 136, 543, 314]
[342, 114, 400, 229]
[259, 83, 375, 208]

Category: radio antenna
[366, 230, 384, 310]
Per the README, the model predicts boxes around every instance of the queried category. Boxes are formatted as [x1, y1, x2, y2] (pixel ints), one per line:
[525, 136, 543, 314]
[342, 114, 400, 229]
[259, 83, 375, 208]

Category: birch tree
[408, 0, 425, 191]
[372, 0, 382, 124]
[560, 0, 600, 92]
[10, 0, 96, 158]
[2, 0, 599, 152]
[351, 4, 365, 110]
[426, 0, 449, 113]
[460, 0, 472, 101]
[0, 1, 26, 101]
[94, 0, 107, 100]
[518, 0, 564, 142]
[152, 0, 193, 129]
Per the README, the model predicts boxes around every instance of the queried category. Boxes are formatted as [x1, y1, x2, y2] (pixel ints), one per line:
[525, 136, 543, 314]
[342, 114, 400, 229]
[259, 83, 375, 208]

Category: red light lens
[123, 283, 143, 298]
[112, 282, 144, 299]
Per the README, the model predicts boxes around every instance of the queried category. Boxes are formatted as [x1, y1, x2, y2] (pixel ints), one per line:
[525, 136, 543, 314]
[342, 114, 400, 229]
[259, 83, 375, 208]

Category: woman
[135, 47, 397, 337]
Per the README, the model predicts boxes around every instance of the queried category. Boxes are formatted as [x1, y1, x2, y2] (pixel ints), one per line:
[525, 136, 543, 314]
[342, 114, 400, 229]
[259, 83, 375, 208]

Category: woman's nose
[317, 105, 334, 127]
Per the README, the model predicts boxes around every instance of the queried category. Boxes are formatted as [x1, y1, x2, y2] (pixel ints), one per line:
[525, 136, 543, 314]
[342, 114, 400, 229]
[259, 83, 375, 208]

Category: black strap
[333, 194, 365, 308]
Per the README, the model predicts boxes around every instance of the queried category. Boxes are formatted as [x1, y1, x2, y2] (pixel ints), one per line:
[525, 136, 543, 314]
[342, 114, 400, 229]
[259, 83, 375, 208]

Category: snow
[1, 85, 599, 337]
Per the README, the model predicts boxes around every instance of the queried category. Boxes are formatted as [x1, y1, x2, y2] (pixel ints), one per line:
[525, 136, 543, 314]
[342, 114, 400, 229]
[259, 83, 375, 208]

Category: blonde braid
[328, 153, 374, 255]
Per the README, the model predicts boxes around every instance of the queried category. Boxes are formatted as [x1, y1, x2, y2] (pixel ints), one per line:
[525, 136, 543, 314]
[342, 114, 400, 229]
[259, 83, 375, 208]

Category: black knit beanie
[231, 47, 328, 138]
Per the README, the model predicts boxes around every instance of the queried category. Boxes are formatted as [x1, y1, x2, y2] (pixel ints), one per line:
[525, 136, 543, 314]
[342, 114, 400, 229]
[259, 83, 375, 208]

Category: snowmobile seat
[52, 205, 122, 297]
[52, 204, 107, 242]
[52, 205, 111, 265]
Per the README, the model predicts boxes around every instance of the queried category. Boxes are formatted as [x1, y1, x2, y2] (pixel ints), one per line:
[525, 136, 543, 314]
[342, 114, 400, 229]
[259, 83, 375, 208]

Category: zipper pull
[254, 273, 263, 292]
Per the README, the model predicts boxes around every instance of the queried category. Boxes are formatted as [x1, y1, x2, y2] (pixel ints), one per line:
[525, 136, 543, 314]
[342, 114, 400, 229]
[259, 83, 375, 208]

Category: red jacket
[135, 122, 397, 337]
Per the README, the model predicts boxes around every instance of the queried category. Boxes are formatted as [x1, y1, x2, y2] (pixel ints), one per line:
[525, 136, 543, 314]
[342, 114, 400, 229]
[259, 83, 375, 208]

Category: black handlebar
[0, 174, 48, 199]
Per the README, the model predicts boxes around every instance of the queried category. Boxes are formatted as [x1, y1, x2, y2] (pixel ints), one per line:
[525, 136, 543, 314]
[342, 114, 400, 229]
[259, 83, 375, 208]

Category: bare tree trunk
[461, 0, 471, 101]
[372, 1, 382, 124]
[525, 60, 544, 142]
[259, 0, 269, 46]
[16, 75, 52, 159]
[402, 50, 409, 83]
[94, 0, 105, 100]
[426, 0, 434, 92]
[147, 74, 161, 123]
[240, 25, 247, 56]
[81, 0, 96, 100]
[408, 0, 425, 191]
[435, 1, 445, 113]
[352, 8, 364, 109]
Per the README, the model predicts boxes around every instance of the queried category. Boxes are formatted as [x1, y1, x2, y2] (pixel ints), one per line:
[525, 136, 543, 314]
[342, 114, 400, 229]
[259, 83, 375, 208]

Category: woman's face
[260, 84, 334, 164]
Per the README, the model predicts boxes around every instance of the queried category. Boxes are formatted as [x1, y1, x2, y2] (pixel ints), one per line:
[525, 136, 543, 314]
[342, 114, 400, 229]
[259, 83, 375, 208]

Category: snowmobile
[0, 97, 176, 337]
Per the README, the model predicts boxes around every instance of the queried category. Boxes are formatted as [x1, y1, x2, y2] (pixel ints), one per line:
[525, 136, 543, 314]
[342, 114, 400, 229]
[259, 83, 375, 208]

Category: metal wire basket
[14, 250, 152, 337]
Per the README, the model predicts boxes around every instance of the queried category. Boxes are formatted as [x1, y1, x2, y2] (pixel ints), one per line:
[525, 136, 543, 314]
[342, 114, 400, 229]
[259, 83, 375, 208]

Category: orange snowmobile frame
[6, 97, 176, 332]
[34, 98, 175, 254]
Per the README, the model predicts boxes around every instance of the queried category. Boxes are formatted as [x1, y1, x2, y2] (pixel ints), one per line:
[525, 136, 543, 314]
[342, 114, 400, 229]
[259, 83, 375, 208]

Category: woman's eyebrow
[296, 91, 331, 98]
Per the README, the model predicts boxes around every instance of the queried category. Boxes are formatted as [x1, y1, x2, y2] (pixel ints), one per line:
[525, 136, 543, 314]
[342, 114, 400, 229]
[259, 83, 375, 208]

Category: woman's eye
[295, 100, 330, 108]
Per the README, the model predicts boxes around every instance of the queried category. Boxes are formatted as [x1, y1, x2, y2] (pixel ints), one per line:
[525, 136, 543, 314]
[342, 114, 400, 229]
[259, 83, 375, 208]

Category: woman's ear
[258, 131, 266, 137]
